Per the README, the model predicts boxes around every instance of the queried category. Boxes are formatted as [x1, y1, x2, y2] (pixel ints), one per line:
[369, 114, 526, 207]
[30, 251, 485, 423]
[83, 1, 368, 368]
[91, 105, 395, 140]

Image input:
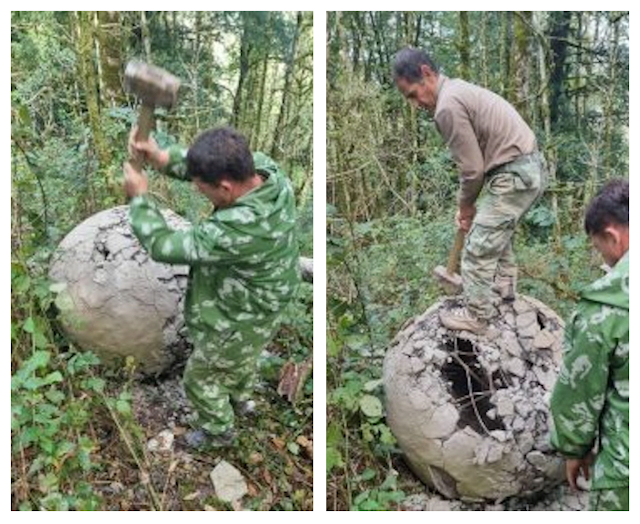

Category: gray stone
[512, 417, 525, 432]
[505, 358, 526, 377]
[49, 206, 190, 374]
[496, 397, 515, 417]
[146, 429, 174, 453]
[516, 311, 539, 338]
[411, 357, 427, 374]
[422, 404, 459, 439]
[533, 329, 556, 350]
[534, 366, 556, 390]
[210, 460, 248, 503]
[383, 296, 565, 501]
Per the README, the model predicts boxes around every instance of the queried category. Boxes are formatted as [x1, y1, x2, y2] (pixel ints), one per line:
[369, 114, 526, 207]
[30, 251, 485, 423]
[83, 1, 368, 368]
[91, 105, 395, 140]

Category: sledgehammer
[433, 228, 465, 294]
[124, 61, 181, 170]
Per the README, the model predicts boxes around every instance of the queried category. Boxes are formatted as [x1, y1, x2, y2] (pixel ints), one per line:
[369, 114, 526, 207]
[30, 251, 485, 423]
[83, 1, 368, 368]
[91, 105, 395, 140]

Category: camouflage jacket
[129, 148, 300, 347]
[550, 252, 629, 489]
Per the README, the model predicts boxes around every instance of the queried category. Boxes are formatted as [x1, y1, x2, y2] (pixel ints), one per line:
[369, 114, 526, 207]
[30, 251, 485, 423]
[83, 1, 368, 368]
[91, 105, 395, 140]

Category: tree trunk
[457, 11, 471, 80]
[96, 11, 123, 107]
[535, 11, 561, 243]
[74, 11, 109, 172]
[233, 14, 251, 128]
[271, 11, 302, 159]
[513, 12, 532, 121]
[548, 11, 571, 126]
[140, 11, 151, 61]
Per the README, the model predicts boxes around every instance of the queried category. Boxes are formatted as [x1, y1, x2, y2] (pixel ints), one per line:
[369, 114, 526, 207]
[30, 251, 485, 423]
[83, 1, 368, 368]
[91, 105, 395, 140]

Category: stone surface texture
[383, 295, 566, 501]
[49, 206, 190, 374]
[209, 461, 248, 503]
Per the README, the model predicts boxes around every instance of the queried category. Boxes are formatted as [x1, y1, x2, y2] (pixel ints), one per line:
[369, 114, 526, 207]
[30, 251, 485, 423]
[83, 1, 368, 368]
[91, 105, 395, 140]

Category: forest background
[326, 11, 629, 510]
[11, 11, 313, 510]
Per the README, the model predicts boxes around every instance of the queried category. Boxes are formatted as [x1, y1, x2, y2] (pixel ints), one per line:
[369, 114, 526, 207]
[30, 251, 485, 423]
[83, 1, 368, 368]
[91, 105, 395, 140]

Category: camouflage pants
[590, 487, 629, 511]
[182, 327, 269, 436]
[462, 152, 548, 320]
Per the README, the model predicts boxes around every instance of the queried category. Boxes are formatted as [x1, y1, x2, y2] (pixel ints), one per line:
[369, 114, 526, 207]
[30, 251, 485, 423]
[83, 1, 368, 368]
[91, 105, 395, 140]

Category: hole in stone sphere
[441, 337, 505, 434]
[536, 312, 547, 330]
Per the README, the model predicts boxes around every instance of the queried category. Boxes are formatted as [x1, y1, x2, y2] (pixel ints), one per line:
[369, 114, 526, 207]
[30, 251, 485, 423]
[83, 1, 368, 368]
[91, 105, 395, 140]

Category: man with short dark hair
[393, 47, 548, 333]
[550, 179, 629, 511]
[123, 126, 300, 448]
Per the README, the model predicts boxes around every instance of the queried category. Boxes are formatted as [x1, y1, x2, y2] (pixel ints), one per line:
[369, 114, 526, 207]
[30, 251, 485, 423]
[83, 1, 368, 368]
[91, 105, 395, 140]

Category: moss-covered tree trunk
[457, 11, 471, 80]
[96, 11, 123, 107]
[74, 11, 110, 175]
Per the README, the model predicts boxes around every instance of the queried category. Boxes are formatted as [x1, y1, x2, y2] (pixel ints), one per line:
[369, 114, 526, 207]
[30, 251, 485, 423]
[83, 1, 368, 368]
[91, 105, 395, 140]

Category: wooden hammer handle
[129, 103, 155, 171]
[446, 228, 466, 275]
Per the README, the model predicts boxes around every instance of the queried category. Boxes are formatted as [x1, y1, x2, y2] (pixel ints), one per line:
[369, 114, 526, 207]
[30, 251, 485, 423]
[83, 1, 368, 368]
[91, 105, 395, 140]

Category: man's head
[585, 178, 629, 267]
[393, 47, 440, 113]
[186, 127, 260, 208]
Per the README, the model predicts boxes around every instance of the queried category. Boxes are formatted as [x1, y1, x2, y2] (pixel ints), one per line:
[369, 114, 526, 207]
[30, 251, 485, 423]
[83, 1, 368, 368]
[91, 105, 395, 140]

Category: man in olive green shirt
[550, 179, 629, 511]
[124, 126, 300, 448]
[393, 47, 548, 333]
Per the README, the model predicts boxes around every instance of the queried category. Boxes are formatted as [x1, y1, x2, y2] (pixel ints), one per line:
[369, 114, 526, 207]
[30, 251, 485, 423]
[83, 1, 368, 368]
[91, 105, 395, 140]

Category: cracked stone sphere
[383, 295, 566, 501]
[49, 206, 190, 375]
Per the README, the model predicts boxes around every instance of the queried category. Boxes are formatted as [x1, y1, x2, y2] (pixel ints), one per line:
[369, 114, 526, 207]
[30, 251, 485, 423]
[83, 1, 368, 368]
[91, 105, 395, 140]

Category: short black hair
[186, 126, 255, 185]
[392, 47, 439, 83]
[585, 178, 629, 235]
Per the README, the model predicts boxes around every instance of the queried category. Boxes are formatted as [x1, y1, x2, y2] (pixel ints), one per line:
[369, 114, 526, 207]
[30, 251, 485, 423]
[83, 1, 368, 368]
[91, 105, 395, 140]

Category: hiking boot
[439, 307, 489, 335]
[184, 428, 237, 450]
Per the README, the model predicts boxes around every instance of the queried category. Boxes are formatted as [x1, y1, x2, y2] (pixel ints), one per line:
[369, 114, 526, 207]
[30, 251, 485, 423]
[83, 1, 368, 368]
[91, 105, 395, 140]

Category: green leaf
[115, 399, 131, 415]
[359, 395, 383, 419]
[22, 316, 35, 334]
[45, 389, 66, 404]
[42, 371, 63, 386]
[356, 468, 376, 482]
[287, 442, 300, 455]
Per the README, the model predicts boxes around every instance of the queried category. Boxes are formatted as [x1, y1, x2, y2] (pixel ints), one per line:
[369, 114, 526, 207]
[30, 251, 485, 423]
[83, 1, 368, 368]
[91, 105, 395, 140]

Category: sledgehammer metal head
[124, 61, 180, 110]
[433, 228, 466, 294]
[124, 61, 180, 169]
[433, 265, 463, 294]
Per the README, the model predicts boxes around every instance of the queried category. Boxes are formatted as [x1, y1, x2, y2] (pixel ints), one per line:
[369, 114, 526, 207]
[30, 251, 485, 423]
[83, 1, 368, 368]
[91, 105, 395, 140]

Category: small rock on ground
[146, 429, 174, 452]
[210, 460, 248, 503]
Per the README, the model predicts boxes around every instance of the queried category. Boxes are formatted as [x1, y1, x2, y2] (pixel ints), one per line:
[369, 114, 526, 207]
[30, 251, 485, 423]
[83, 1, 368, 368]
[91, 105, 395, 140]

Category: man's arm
[129, 126, 190, 181]
[123, 161, 227, 265]
[550, 305, 612, 459]
[435, 104, 485, 209]
[129, 195, 227, 265]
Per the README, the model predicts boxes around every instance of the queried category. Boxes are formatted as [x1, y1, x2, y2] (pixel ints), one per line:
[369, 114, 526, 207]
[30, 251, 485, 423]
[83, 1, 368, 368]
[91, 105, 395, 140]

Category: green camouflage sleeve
[129, 195, 226, 265]
[162, 144, 189, 181]
[550, 305, 611, 458]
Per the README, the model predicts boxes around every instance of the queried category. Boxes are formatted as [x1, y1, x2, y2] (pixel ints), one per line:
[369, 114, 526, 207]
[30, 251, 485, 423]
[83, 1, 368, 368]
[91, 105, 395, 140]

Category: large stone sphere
[49, 206, 190, 374]
[383, 295, 566, 501]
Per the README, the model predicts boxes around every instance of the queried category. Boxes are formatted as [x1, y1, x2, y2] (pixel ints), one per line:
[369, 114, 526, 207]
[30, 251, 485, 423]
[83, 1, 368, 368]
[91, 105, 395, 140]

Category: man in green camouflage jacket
[550, 179, 629, 511]
[124, 126, 300, 448]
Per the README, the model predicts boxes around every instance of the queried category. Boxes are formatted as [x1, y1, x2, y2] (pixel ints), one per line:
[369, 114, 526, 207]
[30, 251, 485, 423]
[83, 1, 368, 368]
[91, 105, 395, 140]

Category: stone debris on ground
[384, 295, 566, 502]
[133, 375, 194, 432]
[210, 460, 249, 504]
[400, 483, 589, 511]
